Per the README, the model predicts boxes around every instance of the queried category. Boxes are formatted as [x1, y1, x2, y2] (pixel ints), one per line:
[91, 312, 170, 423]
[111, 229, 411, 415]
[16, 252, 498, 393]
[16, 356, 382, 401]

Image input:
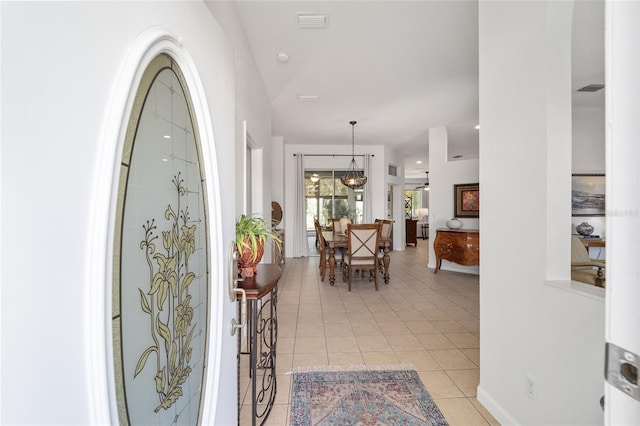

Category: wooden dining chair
[343, 223, 381, 291]
[375, 219, 393, 276]
[314, 219, 330, 281]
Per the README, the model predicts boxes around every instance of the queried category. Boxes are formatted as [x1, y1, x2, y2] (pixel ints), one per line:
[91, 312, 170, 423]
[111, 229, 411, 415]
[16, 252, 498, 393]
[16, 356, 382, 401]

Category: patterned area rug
[289, 366, 448, 425]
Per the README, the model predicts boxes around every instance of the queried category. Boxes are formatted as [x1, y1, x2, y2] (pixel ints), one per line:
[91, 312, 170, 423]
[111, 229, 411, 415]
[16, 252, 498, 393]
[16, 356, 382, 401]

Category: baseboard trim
[477, 386, 520, 426]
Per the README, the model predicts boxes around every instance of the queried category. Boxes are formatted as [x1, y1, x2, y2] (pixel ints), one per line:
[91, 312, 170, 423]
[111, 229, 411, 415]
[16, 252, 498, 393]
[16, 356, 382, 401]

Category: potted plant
[235, 214, 282, 277]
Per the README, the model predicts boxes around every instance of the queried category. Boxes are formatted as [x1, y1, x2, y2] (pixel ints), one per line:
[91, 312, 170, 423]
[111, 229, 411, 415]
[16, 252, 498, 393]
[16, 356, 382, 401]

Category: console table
[433, 229, 479, 273]
[238, 264, 281, 425]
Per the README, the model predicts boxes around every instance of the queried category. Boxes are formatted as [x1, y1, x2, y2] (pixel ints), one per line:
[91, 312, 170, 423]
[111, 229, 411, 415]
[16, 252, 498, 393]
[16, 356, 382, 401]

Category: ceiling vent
[297, 95, 319, 102]
[578, 84, 605, 92]
[296, 12, 329, 29]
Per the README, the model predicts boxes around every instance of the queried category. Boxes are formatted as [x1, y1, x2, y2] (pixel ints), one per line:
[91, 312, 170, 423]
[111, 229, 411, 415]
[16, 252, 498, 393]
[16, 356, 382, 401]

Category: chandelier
[340, 121, 367, 189]
[422, 171, 430, 191]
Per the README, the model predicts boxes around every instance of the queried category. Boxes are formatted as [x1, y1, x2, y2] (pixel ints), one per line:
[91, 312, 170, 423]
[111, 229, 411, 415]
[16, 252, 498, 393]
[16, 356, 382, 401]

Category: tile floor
[239, 239, 499, 425]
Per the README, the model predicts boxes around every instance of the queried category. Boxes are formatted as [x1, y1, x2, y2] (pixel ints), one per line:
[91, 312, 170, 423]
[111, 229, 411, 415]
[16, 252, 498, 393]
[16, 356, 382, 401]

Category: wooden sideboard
[433, 229, 479, 272]
[406, 219, 418, 247]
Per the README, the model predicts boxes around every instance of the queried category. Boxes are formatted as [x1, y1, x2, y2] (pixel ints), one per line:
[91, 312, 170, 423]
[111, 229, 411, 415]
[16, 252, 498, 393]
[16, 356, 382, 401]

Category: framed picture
[572, 174, 605, 216]
[454, 183, 479, 218]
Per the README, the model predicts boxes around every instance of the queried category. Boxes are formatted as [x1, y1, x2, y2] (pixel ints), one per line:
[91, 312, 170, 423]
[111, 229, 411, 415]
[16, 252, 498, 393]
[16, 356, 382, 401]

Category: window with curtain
[305, 171, 364, 230]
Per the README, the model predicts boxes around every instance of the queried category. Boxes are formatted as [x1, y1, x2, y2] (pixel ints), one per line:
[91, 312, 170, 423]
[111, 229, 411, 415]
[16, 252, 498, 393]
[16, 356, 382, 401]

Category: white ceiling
[228, 1, 603, 179]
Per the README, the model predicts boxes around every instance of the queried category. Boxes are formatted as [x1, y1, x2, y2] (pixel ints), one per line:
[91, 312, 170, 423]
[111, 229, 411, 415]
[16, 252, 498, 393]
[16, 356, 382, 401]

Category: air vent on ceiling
[388, 165, 398, 177]
[297, 95, 319, 102]
[578, 84, 605, 92]
[296, 12, 329, 29]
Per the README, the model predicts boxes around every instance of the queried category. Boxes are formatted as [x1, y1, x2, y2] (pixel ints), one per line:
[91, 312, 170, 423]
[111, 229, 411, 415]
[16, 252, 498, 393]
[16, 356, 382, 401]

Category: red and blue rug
[289, 366, 448, 425]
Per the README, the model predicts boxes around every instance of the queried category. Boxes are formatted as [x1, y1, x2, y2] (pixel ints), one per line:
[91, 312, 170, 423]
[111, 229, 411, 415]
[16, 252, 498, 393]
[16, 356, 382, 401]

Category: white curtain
[292, 154, 308, 257]
[363, 154, 372, 223]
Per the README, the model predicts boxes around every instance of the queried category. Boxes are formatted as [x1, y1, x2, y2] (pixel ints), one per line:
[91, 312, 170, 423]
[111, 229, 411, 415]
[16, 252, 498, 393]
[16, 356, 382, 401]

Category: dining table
[322, 230, 392, 286]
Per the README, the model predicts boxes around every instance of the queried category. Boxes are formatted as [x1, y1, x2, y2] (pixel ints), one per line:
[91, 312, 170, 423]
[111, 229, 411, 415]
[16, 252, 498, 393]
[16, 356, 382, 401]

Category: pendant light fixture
[340, 121, 367, 189]
[422, 171, 430, 191]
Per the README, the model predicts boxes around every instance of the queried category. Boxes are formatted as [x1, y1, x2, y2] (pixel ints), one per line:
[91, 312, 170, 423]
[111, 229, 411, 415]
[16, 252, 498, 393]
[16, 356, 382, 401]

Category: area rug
[289, 365, 448, 426]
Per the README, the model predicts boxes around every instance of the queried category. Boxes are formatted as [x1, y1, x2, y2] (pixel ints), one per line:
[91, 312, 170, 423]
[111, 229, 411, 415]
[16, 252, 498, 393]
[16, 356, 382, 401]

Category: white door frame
[604, 1, 640, 424]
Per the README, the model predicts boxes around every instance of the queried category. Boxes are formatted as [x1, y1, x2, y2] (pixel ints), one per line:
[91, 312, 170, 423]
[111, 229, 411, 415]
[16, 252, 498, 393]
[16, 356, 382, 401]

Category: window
[305, 171, 364, 230]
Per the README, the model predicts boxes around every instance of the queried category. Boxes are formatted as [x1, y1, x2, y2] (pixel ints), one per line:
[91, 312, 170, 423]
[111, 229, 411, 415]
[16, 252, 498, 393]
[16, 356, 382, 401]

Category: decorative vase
[446, 218, 463, 230]
[238, 239, 264, 277]
[576, 222, 594, 236]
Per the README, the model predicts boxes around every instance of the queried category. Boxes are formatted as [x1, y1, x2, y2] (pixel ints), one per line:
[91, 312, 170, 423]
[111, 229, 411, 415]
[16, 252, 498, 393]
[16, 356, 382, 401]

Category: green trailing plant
[235, 214, 281, 262]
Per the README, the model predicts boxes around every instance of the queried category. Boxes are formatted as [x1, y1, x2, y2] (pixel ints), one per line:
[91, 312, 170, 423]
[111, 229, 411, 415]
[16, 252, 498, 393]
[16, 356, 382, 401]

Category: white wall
[1, 2, 239, 425]
[428, 127, 480, 273]
[206, 1, 275, 261]
[478, 2, 605, 425]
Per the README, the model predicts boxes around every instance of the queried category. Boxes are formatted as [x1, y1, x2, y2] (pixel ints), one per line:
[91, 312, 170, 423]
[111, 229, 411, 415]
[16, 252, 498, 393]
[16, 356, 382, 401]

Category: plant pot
[238, 239, 264, 277]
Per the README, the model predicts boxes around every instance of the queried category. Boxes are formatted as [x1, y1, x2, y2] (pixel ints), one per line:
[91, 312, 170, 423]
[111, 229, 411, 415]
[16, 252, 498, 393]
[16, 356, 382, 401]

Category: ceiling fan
[415, 171, 429, 191]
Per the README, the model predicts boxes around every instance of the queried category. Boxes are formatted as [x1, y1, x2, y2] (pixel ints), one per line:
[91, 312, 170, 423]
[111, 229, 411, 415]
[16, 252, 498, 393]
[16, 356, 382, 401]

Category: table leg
[328, 246, 336, 286]
[250, 300, 257, 426]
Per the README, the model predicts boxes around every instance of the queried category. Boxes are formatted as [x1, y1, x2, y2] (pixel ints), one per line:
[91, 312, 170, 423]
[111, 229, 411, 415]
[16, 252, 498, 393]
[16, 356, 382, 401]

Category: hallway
[240, 241, 498, 425]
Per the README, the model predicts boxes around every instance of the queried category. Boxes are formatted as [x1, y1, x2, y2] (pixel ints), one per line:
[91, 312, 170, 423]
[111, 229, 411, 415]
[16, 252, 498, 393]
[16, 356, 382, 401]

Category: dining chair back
[314, 219, 329, 281]
[344, 223, 380, 291]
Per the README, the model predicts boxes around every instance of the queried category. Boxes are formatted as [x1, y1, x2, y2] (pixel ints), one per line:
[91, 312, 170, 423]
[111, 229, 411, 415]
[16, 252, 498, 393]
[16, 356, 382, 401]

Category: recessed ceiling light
[163, 135, 171, 139]
[416, 160, 422, 164]
[452, 155, 463, 159]
[297, 95, 319, 102]
[276, 52, 289, 63]
[474, 125, 480, 130]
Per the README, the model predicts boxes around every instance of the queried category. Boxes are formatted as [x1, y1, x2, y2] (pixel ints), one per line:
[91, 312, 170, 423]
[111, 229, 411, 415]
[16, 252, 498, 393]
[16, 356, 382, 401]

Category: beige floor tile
[323, 322, 354, 337]
[278, 337, 295, 354]
[377, 321, 412, 335]
[295, 324, 325, 337]
[430, 349, 478, 370]
[322, 311, 349, 323]
[292, 353, 328, 369]
[470, 398, 501, 426]
[404, 320, 438, 334]
[431, 319, 468, 333]
[366, 302, 393, 312]
[445, 332, 480, 349]
[348, 311, 375, 322]
[396, 309, 425, 321]
[417, 370, 464, 398]
[419, 309, 452, 321]
[261, 403, 290, 426]
[361, 351, 400, 366]
[278, 323, 297, 338]
[328, 352, 365, 366]
[433, 397, 490, 426]
[446, 369, 480, 397]
[385, 334, 425, 351]
[394, 350, 441, 371]
[273, 375, 292, 405]
[372, 310, 401, 322]
[294, 336, 327, 354]
[276, 353, 293, 375]
[461, 348, 480, 366]
[296, 311, 324, 325]
[356, 334, 392, 352]
[351, 322, 383, 336]
[415, 333, 456, 350]
[326, 335, 360, 353]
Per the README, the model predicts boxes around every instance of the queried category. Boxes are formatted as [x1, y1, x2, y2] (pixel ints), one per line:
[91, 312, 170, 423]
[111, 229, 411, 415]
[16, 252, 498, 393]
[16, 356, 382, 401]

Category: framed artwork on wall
[454, 183, 480, 218]
[572, 174, 605, 216]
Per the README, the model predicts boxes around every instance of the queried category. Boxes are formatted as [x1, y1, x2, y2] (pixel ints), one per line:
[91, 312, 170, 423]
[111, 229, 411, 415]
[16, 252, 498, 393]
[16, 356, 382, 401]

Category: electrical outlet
[525, 374, 536, 400]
